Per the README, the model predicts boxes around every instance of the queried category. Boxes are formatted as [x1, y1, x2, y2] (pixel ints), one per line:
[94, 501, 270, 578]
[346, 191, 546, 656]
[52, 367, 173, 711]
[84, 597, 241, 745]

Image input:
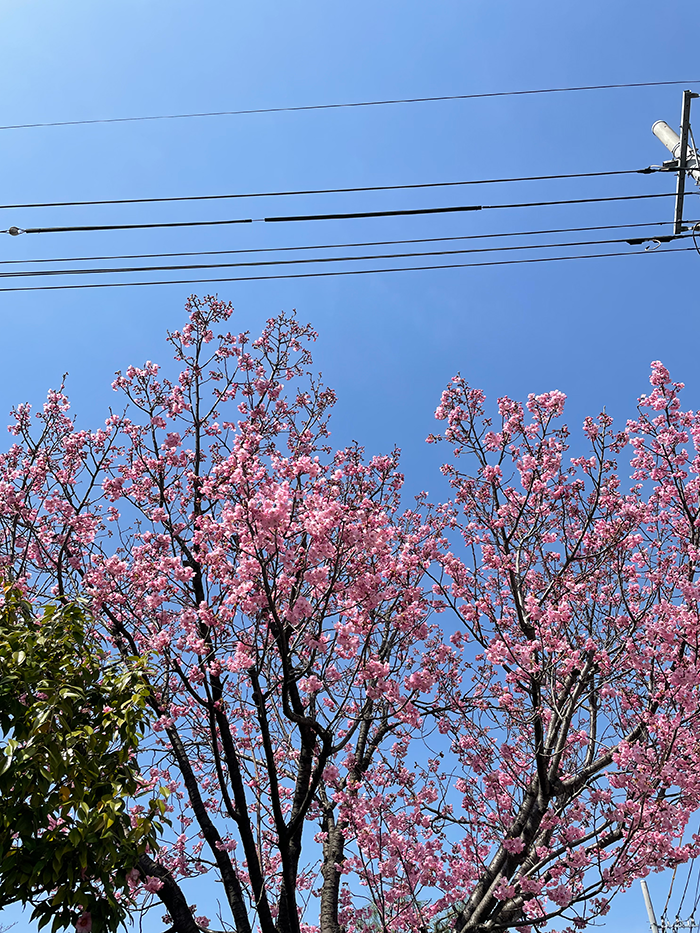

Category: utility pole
[640, 880, 660, 933]
[652, 89, 700, 235]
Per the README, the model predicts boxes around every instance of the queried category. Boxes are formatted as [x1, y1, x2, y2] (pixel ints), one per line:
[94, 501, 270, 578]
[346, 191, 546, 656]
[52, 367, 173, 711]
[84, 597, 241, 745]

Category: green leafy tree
[0, 588, 167, 933]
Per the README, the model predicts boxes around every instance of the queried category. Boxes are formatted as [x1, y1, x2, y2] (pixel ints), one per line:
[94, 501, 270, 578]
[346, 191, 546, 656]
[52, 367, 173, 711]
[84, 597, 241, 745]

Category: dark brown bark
[164, 723, 253, 933]
[207, 678, 277, 933]
[137, 853, 200, 933]
[319, 815, 344, 933]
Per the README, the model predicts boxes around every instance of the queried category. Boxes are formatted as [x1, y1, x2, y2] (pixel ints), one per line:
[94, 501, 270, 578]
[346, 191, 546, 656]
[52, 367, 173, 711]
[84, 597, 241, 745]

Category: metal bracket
[652, 91, 700, 234]
[673, 91, 694, 235]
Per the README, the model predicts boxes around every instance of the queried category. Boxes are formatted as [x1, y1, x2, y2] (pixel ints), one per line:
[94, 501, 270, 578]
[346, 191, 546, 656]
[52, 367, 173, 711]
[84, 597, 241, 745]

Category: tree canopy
[1, 298, 700, 933]
[0, 590, 166, 933]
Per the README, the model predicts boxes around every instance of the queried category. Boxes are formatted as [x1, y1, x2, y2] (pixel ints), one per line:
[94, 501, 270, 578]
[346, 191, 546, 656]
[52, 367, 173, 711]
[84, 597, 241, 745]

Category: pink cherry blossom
[143, 876, 164, 893]
[75, 912, 92, 932]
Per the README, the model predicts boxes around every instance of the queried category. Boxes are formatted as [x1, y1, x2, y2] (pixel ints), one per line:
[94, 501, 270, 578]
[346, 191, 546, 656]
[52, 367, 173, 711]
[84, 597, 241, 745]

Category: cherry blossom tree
[356, 366, 700, 933]
[1, 296, 700, 933]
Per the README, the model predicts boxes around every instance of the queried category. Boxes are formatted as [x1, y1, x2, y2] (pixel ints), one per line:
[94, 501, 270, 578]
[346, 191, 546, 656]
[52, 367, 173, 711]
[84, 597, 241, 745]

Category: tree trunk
[137, 854, 201, 933]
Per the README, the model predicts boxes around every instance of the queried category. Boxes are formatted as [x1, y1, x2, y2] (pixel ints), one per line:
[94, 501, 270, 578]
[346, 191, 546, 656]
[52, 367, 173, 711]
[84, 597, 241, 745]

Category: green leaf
[0, 590, 162, 933]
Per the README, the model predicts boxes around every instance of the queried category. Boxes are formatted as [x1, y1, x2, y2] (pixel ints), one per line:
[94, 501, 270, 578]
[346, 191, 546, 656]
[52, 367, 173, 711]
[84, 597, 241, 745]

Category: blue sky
[0, 0, 698, 930]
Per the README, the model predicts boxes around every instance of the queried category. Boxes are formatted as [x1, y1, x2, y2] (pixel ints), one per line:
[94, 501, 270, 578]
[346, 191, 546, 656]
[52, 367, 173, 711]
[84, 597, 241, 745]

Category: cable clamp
[626, 234, 678, 246]
[639, 161, 683, 173]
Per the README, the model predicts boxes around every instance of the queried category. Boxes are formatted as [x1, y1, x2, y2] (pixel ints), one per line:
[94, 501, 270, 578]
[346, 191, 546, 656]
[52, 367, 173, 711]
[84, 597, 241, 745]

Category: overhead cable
[0, 246, 692, 292]
[1, 219, 685, 266]
[265, 193, 678, 222]
[1, 80, 698, 131]
[1, 192, 684, 236]
[0, 235, 690, 280]
[0, 169, 660, 210]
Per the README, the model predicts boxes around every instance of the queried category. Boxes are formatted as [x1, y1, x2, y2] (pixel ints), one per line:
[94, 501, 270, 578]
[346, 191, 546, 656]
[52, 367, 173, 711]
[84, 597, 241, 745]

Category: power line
[266, 193, 678, 222]
[0, 246, 692, 292]
[0, 235, 688, 280]
[1, 80, 698, 131]
[0, 169, 657, 211]
[1, 192, 683, 236]
[1, 219, 684, 266]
